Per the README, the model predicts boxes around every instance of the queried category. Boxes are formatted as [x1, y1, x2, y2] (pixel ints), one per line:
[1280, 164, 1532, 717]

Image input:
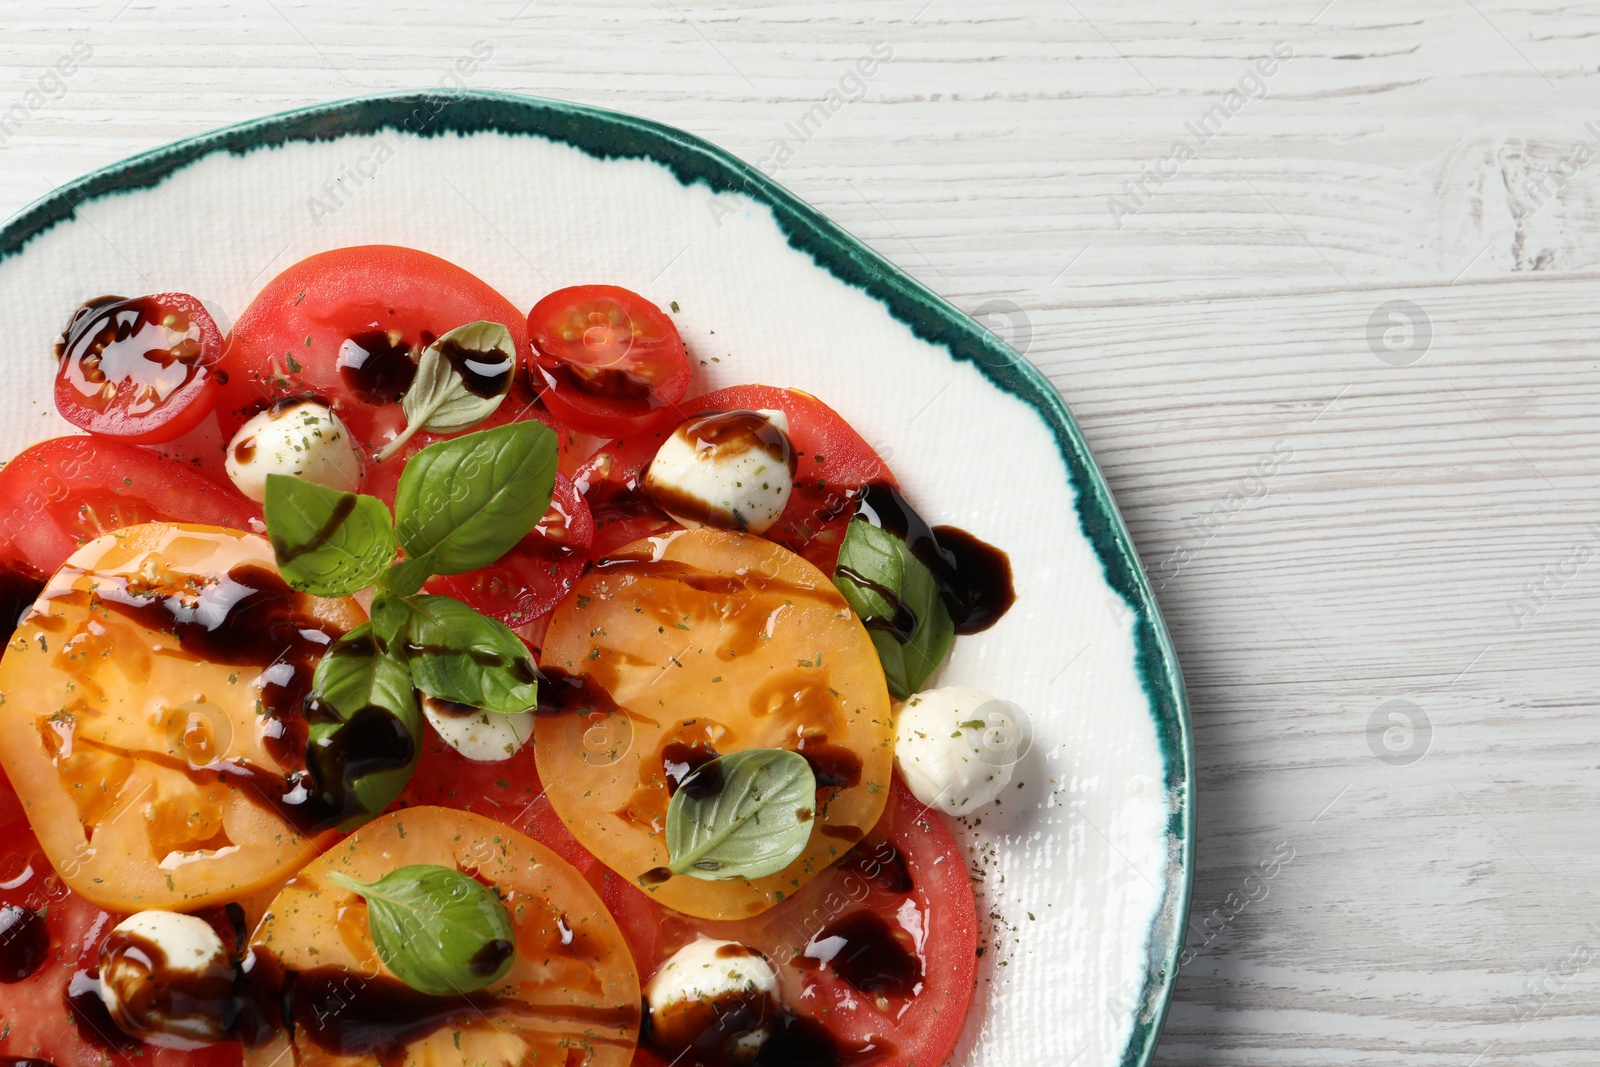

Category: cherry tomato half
[54, 293, 225, 444]
[527, 285, 691, 438]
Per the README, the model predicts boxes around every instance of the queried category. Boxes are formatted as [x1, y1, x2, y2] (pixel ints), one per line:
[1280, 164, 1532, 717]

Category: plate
[0, 90, 1191, 1067]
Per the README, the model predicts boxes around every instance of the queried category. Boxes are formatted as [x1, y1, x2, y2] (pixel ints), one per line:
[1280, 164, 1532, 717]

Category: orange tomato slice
[534, 529, 894, 920]
[0, 522, 363, 911]
[248, 806, 640, 1066]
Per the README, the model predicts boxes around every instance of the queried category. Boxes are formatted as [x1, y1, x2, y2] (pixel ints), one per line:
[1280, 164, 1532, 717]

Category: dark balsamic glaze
[66, 969, 138, 1051]
[834, 566, 919, 642]
[532, 664, 626, 719]
[440, 338, 515, 398]
[0, 904, 49, 982]
[846, 839, 914, 894]
[806, 910, 921, 999]
[55, 296, 216, 415]
[638, 866, 673, 885]
[662, 741, 721, 796]
[0, 560, 45, 632]
[274, 495, 357, 565]
[399, 637, 537, 685]
[0, 1057, 60, 1066]
[337, 331, 417, 405]
[97, 928, 235, 1046]
[794, 736, 864, 791]
[852, 482, 1014, 635]
[753, 1011, 887, 1067]
[537, 361, 657, 405]
[466, 938, 515, 978]
[642, 954, 779, 1067]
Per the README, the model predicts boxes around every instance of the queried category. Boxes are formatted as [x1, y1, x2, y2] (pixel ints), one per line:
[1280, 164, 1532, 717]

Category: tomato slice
[528, 286, 691, 438]
[421, 471, 595, 631]
[249, 807, 640, 1067]
[53, 294, 226, 444]
[0, 523, 365, 912]
[0, 777, 243, 1067]
[214, 246, 535, 451]
[574, 386, 895, 570]
[534, 529, 894, 921]
[605, 779, 977, 1067]
[0, 436, 261, 577]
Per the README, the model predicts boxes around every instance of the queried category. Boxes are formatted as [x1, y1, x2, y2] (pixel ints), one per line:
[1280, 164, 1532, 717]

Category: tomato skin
[214, 245, 530, 450]
[54, 294, 225, 444]
[0, 436, 260, 576]
[604, 779, 977, 1067]
[528, 285, 691, 438]
[575, 385, 895, 569]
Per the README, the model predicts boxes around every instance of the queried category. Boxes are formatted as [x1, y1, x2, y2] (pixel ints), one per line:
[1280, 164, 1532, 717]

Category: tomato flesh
[54, 294, 225, 444]
[528, 285, 691, 438]
[606, 779, 977, 1067]
[0, 436, 261, 577]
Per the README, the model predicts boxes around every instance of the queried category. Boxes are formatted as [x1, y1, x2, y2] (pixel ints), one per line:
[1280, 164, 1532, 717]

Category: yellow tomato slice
[248, 806, 640, 1067]
[0, 522, 364, 911]
[534, 529, 894, 920]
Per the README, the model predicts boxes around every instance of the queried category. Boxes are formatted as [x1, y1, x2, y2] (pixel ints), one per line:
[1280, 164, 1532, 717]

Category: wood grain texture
[1, 1, 1595, 1063]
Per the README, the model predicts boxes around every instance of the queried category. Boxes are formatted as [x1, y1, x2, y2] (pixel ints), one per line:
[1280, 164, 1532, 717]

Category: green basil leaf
[305, 623, 421, 830]
[832, 518, 954, 700]
[375, 321, 515, 462]
[263, 475, 396, 597]
[381, 553, 434, 597]
[326, 863, 515, 995]
[392, 422, 557, 575]
[401, 594, 538, 715]
[368, 591, 414, 649]
[664, 748, 816, 881]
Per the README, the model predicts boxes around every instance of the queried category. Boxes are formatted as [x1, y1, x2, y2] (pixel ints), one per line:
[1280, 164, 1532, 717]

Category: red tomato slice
[603, 779, 977, 1067]
[54, 294, 225, 445]
[0, 774, 242, 1067]
[394, 721, 597, 876]
[0, 436, 260, 577]
[214, 245, 534, 451]
[528, 285, 691, 438]
[574, 385, 895, 569]
[422, 471, 595, 630]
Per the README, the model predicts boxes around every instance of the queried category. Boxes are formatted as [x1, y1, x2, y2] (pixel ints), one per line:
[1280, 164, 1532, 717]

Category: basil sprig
[832, 518, 955, 700]
[264, 421, 556, 827]
[663, 749, 817, 882]
[375, 321, 516, 462]
[328, 864, 516, 995]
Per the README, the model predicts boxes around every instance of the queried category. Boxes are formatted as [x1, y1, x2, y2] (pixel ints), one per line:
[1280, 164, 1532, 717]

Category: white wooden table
[2, 2, 1595, 1063]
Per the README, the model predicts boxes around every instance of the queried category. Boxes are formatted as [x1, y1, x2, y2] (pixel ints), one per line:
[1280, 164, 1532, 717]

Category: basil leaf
[392, 422, 557, 575]
[375, 321, 515, 462]
[402, 595, 538, 715]
[327, 864, 515, 995]
[264, 475, 396, 597]
[305, 623, 421, 829]
[381, 553, 434, 598]
[664, 749, 816, 881]
[832, 518, 955, 700]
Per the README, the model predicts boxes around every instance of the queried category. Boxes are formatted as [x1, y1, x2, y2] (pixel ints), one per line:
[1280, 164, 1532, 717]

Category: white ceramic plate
[0, 91, 1191, 1067]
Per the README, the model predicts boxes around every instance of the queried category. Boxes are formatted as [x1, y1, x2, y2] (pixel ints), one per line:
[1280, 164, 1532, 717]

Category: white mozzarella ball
[645, 936, 779, 1061]
[641, 409, 793, 535]
[224, 400, 363, 503]
[98, 910, 234, 1049]
[894, 686, 1023, 815]
[421, 694, 534, 762]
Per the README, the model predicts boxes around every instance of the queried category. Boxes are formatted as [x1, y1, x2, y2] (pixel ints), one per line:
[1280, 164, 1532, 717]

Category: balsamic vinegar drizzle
[337, 331, 418, 405]
[439, 336, 515, 398]
[0, 904, 49, 983]
[0, 561, 46, 632]
[852, 482, 1015, 635]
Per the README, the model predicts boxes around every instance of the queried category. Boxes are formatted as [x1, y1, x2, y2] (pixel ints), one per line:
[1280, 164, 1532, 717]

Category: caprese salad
[0, 245, 1021, 1067]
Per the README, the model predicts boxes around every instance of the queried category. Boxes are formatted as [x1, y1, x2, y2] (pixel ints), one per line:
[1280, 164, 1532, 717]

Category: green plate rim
[0, 89, 1192, 1066]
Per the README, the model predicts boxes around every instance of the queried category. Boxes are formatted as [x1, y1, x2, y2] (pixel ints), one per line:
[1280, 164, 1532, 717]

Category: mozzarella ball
[641, 409, 793, 535]
[224, 400, 363, 503]
[98, 910, 234, 1049]
[894, 686, 1023, 816]
[422, 694, 534, 762]
[644, 937, 779, 1063]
